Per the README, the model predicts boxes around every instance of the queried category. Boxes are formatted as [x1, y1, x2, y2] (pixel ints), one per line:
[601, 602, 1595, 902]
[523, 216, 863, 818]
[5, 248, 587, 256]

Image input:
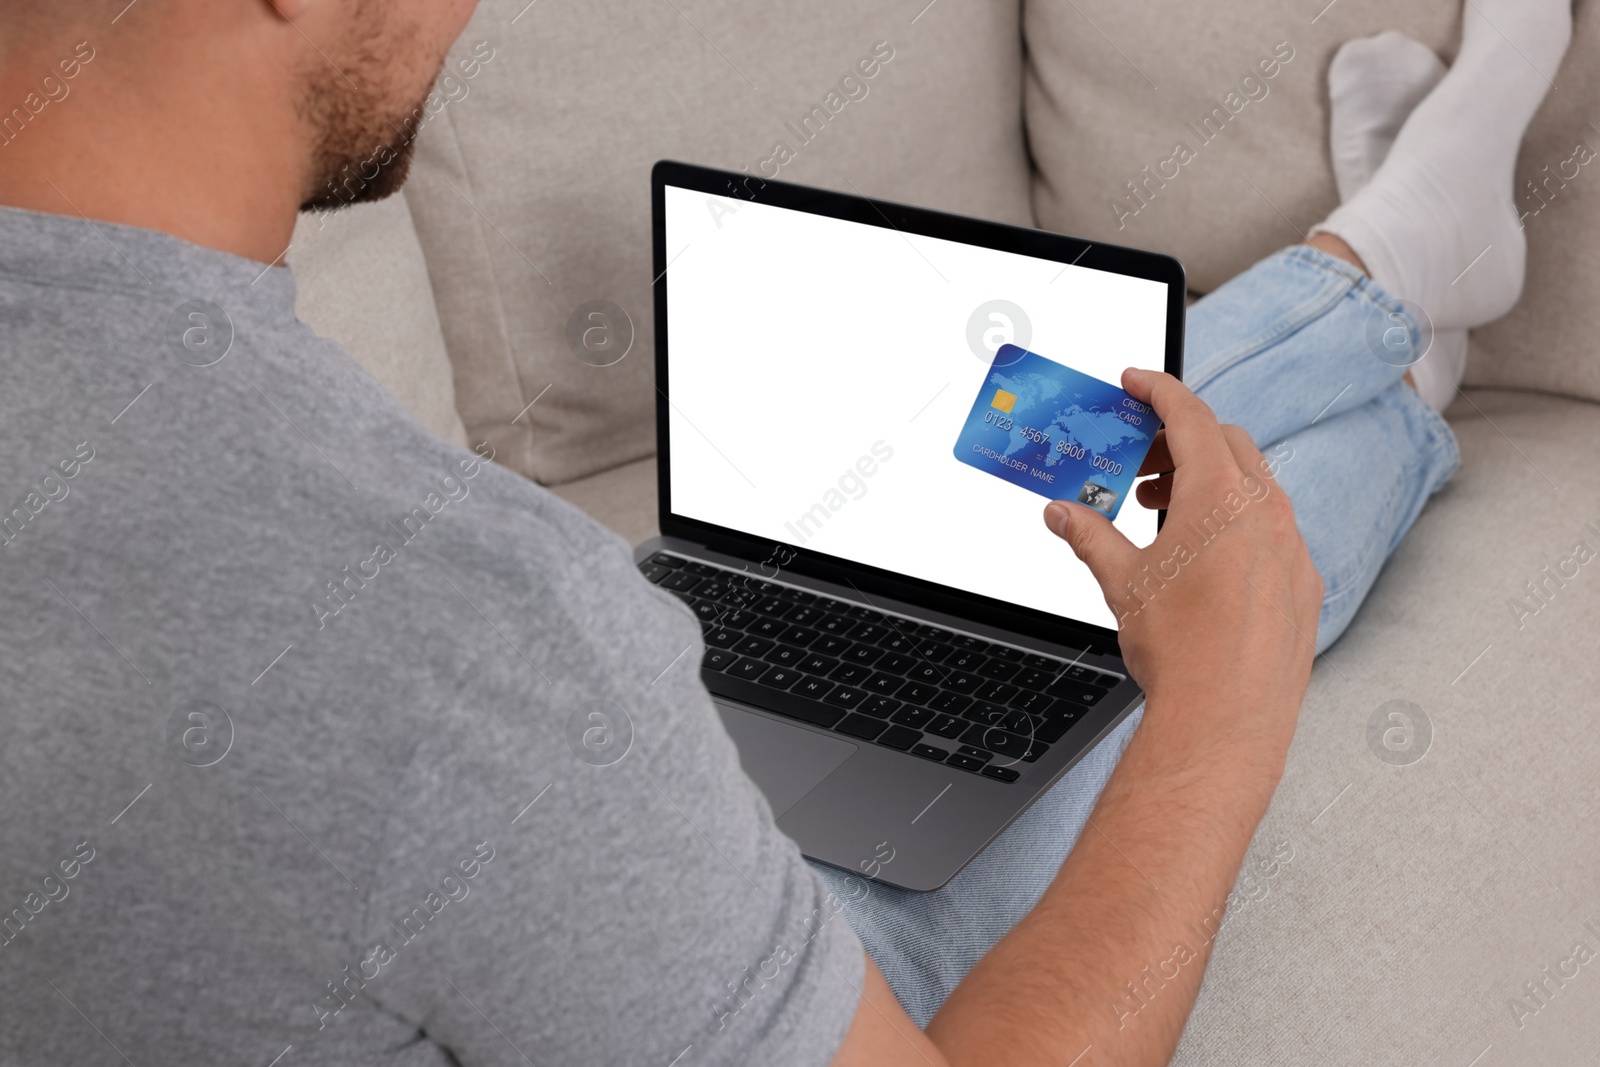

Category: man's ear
[265, 0, 311, 20]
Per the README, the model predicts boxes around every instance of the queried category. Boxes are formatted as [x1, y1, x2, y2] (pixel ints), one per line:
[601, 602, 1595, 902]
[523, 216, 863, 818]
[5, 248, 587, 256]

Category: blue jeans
[808, 245, 1462, 1026]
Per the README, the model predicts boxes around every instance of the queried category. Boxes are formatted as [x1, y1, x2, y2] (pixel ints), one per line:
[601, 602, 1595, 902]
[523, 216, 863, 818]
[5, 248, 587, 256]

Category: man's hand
[1043, 368, 1323, 775]
[832, 370, 1324, 1067]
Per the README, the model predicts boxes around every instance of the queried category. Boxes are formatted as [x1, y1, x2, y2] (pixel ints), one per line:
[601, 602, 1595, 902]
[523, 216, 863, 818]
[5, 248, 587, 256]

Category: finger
[1135, 474, 1172, 510]
[1043, 500, 1141, 594]
[1136, 429, 1172, 478]
[1121, 369, 1238, 476]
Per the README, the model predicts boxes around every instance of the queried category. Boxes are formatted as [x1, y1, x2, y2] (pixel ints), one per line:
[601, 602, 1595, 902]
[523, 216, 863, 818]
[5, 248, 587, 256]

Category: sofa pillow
[288, 193, 469, 447]
[1025, 1, 1600, 404]
[404, 0, 1035, 486]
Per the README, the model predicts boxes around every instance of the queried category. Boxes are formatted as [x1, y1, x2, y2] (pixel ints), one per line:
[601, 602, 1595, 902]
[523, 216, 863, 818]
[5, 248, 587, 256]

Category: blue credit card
[952, 344, 1159, 519]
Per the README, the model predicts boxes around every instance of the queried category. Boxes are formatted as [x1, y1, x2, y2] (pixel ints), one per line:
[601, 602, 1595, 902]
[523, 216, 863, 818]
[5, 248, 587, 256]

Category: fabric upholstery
[1024, 0, 1600, 404]
[288, 193, 469, 448]
[404, 0, 1036, 486]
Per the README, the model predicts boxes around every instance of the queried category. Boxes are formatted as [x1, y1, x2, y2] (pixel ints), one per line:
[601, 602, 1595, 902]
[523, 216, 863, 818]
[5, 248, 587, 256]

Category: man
[0, 1, 1562, 1064]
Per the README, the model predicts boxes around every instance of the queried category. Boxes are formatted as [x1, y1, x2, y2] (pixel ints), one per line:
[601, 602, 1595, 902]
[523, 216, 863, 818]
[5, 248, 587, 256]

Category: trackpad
[714, 702, 856, 819]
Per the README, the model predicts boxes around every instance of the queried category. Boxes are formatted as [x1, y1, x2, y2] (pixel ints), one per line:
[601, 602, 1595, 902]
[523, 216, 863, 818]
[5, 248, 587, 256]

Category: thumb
[1043, 501, 1140, 592]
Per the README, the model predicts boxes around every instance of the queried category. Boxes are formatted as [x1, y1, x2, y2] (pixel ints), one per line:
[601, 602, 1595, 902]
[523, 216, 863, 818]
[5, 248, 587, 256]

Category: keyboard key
[890, 706, 933, 729]
[817, 614, 855, 635]
[702, 648, 739, 672]
[945, 754, 987, 772]
[961, 724, 1031, 759]
[759, 667, 804, 691]
[791, 675, 835, 701]
[1045, 678, 1105, 706]
[842, 643, 885, 666]
[943, 673, 982, 695]
[1021, 741, 1049, 762]
[950, 634, 990, 652]
[1034, 717, 1071, 744]
[910, 743, 948, 762]
[835, 713, 886, 739]
[811, 635, 852, 657]
[682, 561, 720, 577]
[864, 672, 906, 696]
[784, 607, 827, 627]
[929, 691, 973, 715]
[776, 586, 818, 606]
[926, 714, 967, 739]
[828, 663, 873, 686]
[721, 587, 759, 608]
[977, 659, 1021, 681]
[859, 697, 901, 719]
[746, 617, 787, 639]
[648, 552, 683, 568]
[797, 653, 839, 676]
[719, 609, 759, 629]
[904, 663, 946, 686]
[762, 645, 807, 669]
[914, 623, 954, 641]
[875, 725, 922, 751]
[728, 657, 770, 681]
[778, 625, 820, 647]
[824, 686, 868, 710]
[694, 580, 731, 602]
[1012, 668, 1055, 692]
[816, 597, 854, 613]
[638, 563, 670, 583]
[897, 681, 940, 705]
[691, 600, 722, 624]
[659, 571, 701, 592]
[846, 605, 887, 623]
[912, 640, 955, 663]
[704, 628, 741, 650]
[974, 680, 1019, 703]
[1009, 690, 1055, 714]
[1021, 653, 1062, 671]
[847, 622, 890, 644]
[732, 635, 774, 657]
[877, 633, 917, 654]
[981, 764, 1020, 782]
[956, 745, 994, 763]
[752, 596, 793, 618]
[947, 649, 985, 672]
[1065, 665, 1116, 687]
[986, 645, 1024, 662]
[874, 652, 917, 675]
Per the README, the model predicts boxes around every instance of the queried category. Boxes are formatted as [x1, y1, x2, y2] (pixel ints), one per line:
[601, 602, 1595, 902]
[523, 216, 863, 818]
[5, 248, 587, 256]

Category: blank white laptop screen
[663, 185, 1172, 633]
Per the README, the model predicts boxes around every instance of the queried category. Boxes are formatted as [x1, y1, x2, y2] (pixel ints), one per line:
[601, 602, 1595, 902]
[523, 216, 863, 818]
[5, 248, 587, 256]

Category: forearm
[924, 703, 1284, 1066]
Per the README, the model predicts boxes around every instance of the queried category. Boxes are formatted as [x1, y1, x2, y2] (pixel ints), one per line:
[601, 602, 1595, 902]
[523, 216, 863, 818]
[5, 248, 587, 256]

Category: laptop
[634, 160, 1186, 891]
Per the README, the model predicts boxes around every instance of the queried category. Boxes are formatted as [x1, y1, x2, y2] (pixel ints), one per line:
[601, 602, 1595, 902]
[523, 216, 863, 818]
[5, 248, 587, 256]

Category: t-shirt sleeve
[348, 513, 867, 1067]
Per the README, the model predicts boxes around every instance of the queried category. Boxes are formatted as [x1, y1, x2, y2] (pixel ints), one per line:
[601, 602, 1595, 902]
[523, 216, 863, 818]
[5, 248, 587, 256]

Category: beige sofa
[289, 1, 1600, 1062]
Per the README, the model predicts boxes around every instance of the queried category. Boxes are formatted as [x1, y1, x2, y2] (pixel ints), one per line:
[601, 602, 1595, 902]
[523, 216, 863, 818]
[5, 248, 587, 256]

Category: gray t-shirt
[0, 205, 863, 1066]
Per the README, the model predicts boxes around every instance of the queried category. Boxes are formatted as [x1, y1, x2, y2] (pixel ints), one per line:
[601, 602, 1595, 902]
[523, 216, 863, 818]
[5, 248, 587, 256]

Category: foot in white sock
[1311, 0, 1574, 331]
[1328, 31, 1447, 202]
[1323, 31, 1467, 411]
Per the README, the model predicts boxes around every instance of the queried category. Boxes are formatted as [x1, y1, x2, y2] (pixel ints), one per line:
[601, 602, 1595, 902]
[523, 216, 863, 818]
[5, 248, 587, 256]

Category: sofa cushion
[404, 0, 1035, 486]
[1024, 1, 1600, 405]
[288, 194, 468, 447]
[1174, 389, 1600, 1064]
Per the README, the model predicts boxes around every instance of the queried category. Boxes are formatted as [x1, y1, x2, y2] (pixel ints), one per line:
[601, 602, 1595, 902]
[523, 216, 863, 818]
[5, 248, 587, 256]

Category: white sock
[1311, 0, 1573, 332]
[1328, 31, 1446, 203]
[1323, 31, 1467, 411]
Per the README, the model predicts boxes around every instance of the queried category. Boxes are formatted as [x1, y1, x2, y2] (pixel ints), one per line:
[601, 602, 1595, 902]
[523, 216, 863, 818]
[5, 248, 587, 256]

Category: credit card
[951, 344, 1159, 519]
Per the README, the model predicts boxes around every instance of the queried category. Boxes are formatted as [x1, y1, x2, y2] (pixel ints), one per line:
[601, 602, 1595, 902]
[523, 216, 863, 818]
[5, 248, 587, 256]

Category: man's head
[0, 0, 478, 258]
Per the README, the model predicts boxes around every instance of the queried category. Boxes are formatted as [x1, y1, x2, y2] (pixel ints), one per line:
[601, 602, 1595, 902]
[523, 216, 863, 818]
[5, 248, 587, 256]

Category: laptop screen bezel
[651, 160, 1187, 656]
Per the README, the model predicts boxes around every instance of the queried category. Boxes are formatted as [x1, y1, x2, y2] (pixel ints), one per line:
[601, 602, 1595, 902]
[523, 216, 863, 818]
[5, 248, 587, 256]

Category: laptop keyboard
[638, 552, 1121, 784]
